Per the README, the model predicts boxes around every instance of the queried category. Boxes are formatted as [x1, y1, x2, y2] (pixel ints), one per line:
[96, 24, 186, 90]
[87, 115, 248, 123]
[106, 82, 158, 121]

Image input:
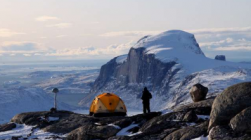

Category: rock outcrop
[4, 107, 210, 140]
[209, 82, 251, 131]
[0, 123, 16, 132]
[215, 55, 226, 61]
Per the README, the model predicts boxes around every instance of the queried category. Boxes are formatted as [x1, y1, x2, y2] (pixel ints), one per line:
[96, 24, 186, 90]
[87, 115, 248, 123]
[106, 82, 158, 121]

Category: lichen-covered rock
[0, 123, 16, 132]
[230, 107, 251, 133]
[209, 82, 251, 131]
[164, 120, 209, 140]
[173, 98, 214, 115]
[189, 83, 208, 102]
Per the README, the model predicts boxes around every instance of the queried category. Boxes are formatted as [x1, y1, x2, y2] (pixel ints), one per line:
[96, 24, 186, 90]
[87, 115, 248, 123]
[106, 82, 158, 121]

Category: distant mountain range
[79, 30, 251, 110]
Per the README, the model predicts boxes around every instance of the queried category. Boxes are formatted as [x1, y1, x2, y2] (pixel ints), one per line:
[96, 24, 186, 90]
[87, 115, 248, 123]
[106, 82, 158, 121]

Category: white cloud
[100, 31, 162, 37]
[47, 23, 72, 28]
[0, 29, 25, 37]
[187, 27, 251, 34]
[215, 46, 251, 51]
[23, 54, 32, 56]
[56, 35, 67, 38]
[35, 16, 60, 22]
[46, 41, 134, 57]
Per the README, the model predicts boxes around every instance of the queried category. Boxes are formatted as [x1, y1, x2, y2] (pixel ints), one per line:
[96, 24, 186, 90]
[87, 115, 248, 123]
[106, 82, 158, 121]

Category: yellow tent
[89, 93, 127, 117]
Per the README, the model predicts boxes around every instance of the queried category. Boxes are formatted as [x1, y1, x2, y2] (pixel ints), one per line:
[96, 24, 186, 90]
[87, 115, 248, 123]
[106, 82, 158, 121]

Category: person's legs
[148, 103, 151, 113]
[146, 103, 150, 113]
[143, 103, 146, 114]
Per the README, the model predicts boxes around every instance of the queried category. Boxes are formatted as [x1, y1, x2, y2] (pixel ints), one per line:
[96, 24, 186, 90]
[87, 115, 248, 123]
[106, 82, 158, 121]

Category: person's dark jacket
[141, 89, 152, 104]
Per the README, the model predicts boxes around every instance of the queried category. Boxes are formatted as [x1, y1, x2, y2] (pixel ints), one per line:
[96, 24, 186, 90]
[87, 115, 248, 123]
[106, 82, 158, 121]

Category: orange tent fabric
[89, 93, 127, 116]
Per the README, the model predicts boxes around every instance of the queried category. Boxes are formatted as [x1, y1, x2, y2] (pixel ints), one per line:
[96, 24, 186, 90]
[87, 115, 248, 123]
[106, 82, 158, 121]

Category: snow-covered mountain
[79, 30, 251, 110]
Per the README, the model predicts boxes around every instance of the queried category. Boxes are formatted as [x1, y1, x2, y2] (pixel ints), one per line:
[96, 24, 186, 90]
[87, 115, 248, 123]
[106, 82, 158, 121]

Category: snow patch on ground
[116, 123, 139, 136]
[0, 124, 65, 140]
[108, 124, 121, 129]
[192, 135, 208, 140]
[197, 115, 210, 120]
[48, 117, 59, 122]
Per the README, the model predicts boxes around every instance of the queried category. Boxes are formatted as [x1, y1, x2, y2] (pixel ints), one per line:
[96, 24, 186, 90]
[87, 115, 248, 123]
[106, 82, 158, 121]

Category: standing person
[141, 87, 152, 114]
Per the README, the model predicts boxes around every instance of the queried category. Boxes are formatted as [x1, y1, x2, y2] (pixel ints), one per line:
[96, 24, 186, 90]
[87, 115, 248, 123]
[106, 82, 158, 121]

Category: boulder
[173, 98, 214, 115]
[230, 107, 251, 133]
[209, 125, 251, 140]
[164, 120, 209, 140]
[215, 55, 226, 61]
[209, 82, 251, 131]
[189, 83, 208, 102]
[0, 123, 16, 132]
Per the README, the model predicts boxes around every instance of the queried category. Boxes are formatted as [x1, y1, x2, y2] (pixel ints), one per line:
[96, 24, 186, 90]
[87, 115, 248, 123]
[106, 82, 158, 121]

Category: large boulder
[173, 98, 214, 115]
[209, 82, 251, 131]
[209, 125, 251, 140]
[164, 120, 209, 140]
[189, 83, 208, 102]
[230, 107, 251, 133]
[215, 55, 226, 61]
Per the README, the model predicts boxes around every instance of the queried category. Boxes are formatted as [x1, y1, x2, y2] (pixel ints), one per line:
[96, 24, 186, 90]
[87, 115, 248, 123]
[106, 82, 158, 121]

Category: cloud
[100, 31, 161, 37]
[23, 54, 32, 57]
[47, 23, 72, 28]
[214, 46, 251, 51]
[46, 41, 134, 57]
[56, 35, 67, 38]
[1, 41, 38, 51]
[0, 29, 25, 37]
[35, 16, 60, 21]
[188, 27, 251, 35]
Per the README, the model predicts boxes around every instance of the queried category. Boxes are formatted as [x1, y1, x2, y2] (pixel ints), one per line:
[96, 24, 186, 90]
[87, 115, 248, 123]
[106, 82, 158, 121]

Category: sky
[0, 0, 251, 62]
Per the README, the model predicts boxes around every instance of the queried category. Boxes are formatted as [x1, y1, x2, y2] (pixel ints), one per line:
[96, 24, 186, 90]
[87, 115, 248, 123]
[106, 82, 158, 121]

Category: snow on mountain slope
[79, 30, 251, 110]
[133, 30, 250, 74]
[0, 87, 72, 124]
